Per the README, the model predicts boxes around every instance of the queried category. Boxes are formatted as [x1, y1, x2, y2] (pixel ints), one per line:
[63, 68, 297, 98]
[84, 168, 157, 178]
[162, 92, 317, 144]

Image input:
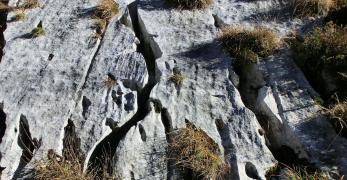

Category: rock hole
[63, 119, 83, 162]
[138, 124, 146, 142]
[124, 92, 135, 112]
[0, 104, 6, 144]
[130, 171, 135, 180]
[82, 96, 91, 120]
[150, 99, 162, 113]
[47, 54, 54, 61]
[105, 117, 118, 130]
[111, 90, 122, 106]
[107, 73, 116, 81]
[258, 129, 265, 136]
[215, 119, 225, 131]
[245, 162, 260, 180]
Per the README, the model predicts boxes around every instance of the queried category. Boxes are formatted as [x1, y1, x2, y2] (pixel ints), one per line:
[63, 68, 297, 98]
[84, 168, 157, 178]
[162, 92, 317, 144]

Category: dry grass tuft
[34, 150, 95, 180]
[169, 68, 185, 87]
[95, 0, 119, 21]
[291, 0, 336, 17]
[94, 18, 107, 36]
[20, 0, 40, 9]
[168, 124, 229, 179]
[266, 164, 329, 180]
[168, 0, 213, 9]
[103, 75, 118, 88]
[284, 166, 328, 180]
[15, 11, 26, 21]
[218, 27, 281, 65]
[291, 22, 347, 74]
[327, 100, 347, 130]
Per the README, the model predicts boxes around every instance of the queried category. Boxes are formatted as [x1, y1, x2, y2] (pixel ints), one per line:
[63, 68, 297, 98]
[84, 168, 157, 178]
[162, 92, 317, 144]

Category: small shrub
[291, 0, 336, 17]
[218, 27, 281, 65]
[20, 0, 40, 9]
[34, 150, 95, 180]
[31, 27, 45, 37]
[169, 69, 185, 87]
[168, 0, 213, 9]
[15, 11, 26, 21]
[95, 0, 119, 21]
[168, 124, 228, 179]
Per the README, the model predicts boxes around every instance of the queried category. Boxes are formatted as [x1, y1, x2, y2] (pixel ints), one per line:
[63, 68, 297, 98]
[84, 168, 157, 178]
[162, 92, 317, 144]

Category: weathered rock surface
[0, 0, 346, 179]
[255, 52, 347, 176]
[0, 0, 147, 178]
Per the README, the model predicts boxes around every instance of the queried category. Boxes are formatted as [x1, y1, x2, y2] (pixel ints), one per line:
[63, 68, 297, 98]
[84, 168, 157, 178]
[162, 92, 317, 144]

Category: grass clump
[15, 11, 26, 21]
[266, 164, 328, 180]
[326, 100, 347, 134]
[20, 0, 40, 9]
[34, 150, 95, 180]
[168, 0, 213, 9]
[95, 0, 119, 21]
[291, 22, 347, 99]
[169, 68, 185, 87]
[284, 166, 328, 180]
[31, 27, 45, 37]
[168, 123, 228, 179]
[291, 0, 336, 17]
[218, 27, 281, 65]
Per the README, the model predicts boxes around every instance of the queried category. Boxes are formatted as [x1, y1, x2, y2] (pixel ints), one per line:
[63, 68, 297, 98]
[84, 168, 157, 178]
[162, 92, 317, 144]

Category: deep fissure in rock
[233, 62, 315, 172]
[86, 2, 161, 177]
[13, 115, 38, 178]
[0, 104, 6, 144]
[0, 0, 9, 63]
[160, 108, 176, 179]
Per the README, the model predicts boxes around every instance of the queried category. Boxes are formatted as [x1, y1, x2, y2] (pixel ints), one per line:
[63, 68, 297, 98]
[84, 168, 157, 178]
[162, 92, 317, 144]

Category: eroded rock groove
[86, 2, 161, 176]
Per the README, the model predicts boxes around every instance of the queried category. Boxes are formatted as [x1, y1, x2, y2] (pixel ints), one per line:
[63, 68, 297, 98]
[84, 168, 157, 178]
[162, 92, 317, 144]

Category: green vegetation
[168, 124, 228, 179]
[218, 27, 281, 65]
[313, 96, 324, 105]
[167, 0, 213, 9]
[94, 0, 119, 21]
[169, 69, 185, 87]
[31, 27, 46, 37]
[15, 11, 26, 21]
[291, 0, 335, 17]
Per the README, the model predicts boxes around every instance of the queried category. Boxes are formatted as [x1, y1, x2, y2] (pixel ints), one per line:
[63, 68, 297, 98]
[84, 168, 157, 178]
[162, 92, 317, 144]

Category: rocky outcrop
[0, 0, 346, 179]
[0, 0, 146, 178]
